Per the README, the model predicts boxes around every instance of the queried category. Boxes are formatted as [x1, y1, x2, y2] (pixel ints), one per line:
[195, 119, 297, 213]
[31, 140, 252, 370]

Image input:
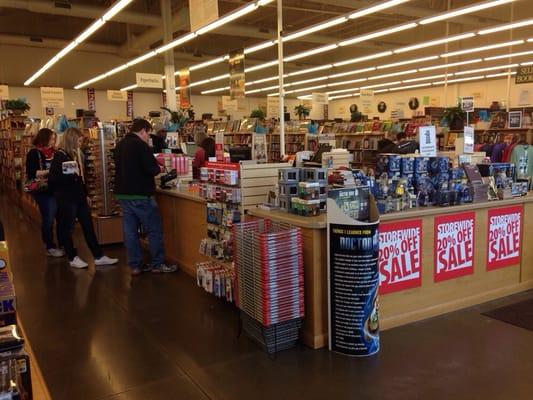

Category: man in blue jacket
[114, 119, 177, 276]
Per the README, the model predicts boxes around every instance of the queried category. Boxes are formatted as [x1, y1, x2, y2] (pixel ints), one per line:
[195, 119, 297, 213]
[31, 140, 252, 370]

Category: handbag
[24, 150, 49, 194]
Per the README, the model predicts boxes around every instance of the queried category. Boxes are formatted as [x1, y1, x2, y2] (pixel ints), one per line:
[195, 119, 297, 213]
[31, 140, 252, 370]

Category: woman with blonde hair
[49, 127, 118, 269]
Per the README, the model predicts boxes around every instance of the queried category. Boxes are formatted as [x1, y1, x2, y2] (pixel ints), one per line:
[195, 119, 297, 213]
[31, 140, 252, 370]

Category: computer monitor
[229, 146, 251, 162]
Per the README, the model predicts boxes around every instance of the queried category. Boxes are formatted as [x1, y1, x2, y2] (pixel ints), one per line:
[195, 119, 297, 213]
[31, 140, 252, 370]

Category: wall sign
[229, 49, 245, 100]
[487, 206, 522, 271]
[87, 88, 96, 110]
[126, 91, 134, 118]
[434, 212, 475, 282]
[0, 85, 9, 100]
[107, 90, 128, 102]
[418, 125, 437, 157]
[267, 97, 280, 118]
[515, 65, 533, 84]
[40, 87, 64, 109]
[312, 92, 328, 105]
[179, 68, 191, 108]
[136, 73, 163, 89]
[360, 89, 374, 115]
[222, 95, 237, 112]
[508, 111, 523, 128]
[379, 220, 422, 295]
[461, 96, 474, 113]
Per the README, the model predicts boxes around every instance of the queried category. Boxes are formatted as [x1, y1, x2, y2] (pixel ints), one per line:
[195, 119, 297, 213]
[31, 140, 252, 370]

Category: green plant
[160, 107, 190, 125]
[5, 98, 30, 112]
[250, 109, 265, 119]
[442, 102, 466, 130]
[294, 104, 310, 118]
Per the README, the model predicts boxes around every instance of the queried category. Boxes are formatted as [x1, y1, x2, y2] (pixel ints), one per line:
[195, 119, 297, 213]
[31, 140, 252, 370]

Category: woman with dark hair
[25, 128, 64, 257]
[192, 137, 216, 179]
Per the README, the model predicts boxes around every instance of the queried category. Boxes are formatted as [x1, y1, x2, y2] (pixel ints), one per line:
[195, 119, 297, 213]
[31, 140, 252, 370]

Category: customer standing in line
[49, 128, 118, 269]
[192, 137, 215, 180]
[25, 128, 64, 257]
[114, 119, 177, 276]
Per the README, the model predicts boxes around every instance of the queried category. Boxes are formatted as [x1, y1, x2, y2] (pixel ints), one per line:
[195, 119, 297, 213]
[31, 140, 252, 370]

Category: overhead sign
[221, 95, 237, 112]
[418, 125, 437, 157]
[312, 92, 328, 105]
[379, 220, 422, 295]
[107, 90, 128, 102]
[515, 65, 533, 84]
[229, 49, 245, 100]
[0, 85, 9, 100]
[267, 97, 279, 118]
[461, 96, 474, 113]
[463, 126, 474, 154]
[189, 0, 219, 32]
[40, 87, 64, 109]
[136, 73, 163, 89]
[126, 91, 134, 118]
[360, 89, 374, 115]
[434, 212, 475, 282]
[87, 88, 96, 110]
[487, 206, 522, 271]
[179, 68, 191, 109]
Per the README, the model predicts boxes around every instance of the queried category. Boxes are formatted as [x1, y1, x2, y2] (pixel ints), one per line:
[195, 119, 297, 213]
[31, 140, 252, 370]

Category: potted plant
[442, 103, 466, 130]
[5, 98, 30, 115]
[160, 107, 190, 132]
[250, 109, 265, 119]
[294, 104, 310, 120]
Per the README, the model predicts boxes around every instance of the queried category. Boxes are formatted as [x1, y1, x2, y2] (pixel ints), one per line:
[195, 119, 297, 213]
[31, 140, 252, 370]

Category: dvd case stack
[233, 219, 304, 354]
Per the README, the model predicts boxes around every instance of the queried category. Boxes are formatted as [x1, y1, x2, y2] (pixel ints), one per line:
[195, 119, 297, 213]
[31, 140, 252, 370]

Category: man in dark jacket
[114, 119, 177, 276]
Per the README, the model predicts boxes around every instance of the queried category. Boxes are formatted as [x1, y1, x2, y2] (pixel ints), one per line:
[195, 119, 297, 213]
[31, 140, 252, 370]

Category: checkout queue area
[1, 0, 533, 399]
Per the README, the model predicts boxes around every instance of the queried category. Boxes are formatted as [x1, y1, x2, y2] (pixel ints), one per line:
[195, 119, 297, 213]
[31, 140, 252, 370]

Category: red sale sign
[434, 212, 475, 282]
[379, 220, 422, 295]
[487, 206, 523, 271]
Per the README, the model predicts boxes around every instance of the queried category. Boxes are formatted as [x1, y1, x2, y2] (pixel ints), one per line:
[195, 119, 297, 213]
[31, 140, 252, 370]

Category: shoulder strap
[36, 149, 44, 170]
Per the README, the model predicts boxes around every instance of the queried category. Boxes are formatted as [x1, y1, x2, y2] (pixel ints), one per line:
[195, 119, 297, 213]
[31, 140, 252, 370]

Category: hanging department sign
[360, 89, 374, 115]
[229, 49, 245, 99]
[136, 73, 163, 89]
[0, 85, 9, 100]
[434, 212, 475, 282]
[107, 90, 127, 102]
[40, 87, 64, 109]
[179, 68, 191, 108]
[312, 92, 328, 105]
[379, 220, 422, 295]
[267, 97, 279, 118]
[515, 65, 533, 84]
[126, 91, 134, 118]
[87, 88, 96, 110]
[189, 0, 218, 32]
[487, 206, 523, 271]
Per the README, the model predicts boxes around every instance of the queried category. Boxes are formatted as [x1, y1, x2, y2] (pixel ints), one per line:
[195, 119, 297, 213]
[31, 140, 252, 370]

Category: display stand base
[91, 214, 123, 245]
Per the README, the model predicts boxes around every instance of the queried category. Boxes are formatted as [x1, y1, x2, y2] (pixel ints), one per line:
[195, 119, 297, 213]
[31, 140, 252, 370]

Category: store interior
[1, 0, 533, 399]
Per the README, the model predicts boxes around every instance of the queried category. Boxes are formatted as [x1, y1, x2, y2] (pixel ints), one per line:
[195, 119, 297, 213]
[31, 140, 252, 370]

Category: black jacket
[150, 134, 167, 154]
[377, 139, 399, 154]
[114, 133, 161, 196]
[25, 148, 54, 194]
[48, 149, 87, 203]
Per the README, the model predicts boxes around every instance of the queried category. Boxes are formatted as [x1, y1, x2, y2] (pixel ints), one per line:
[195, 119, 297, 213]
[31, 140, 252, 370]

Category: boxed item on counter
[291, 198, 321, 216]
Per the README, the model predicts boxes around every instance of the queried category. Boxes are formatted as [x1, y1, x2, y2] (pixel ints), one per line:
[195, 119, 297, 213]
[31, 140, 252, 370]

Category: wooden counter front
[249, 195, 533, 349]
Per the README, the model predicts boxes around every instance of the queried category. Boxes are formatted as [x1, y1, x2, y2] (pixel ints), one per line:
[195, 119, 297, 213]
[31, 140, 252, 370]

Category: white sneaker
[70, 256, 88, 269]
[94, 255, 119, 266]
[47, 248, 65, 257]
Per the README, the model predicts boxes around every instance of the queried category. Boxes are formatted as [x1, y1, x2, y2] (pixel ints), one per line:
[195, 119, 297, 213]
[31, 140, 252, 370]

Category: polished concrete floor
[2, 193, 533, 400]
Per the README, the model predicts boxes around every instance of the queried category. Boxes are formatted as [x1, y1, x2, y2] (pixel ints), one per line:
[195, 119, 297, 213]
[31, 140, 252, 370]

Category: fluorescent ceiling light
[246, 60, 278, 72]
[127, 51, 157, 67]
[329, 93, 357, 100]
[419, 58, 483, 71]
[420, 0, 515, 25]
[75, 19, 105, 44]
[327, 78, 367, 87]
[368, 69, 417, 80]
[479, 18, 533, 35]
[486, 71, 517, 77]
[244, 40, 276, 54]
[377, 56, 439, 69]
[189, 57, 227, 71]
[285, 44, 338, 62]
[197, 3, 258, 35]
[485, 50, 533, 61]
[284, 17, 348, 42]
[529, 39, 533, 43]
[201, 86, 230, 94]
[433, 75, 485, 85]
[333, 51, 393, 67]
[403, 74, 449, 82]
[361, 80, 402, 89]
[189, 79, 211, 87]
[521, 61, 533, 65]
[349, 0, 411, 20]
[374, 89, 389, 94]
[327, 88, 361, 95]
[55, 41, 78, 60]
[339, 22, 417, 47]
[107, 64, 129, 76]
[329, 67, 376, 79]
[288, 64, 333, 77]
[245, 88, 262, 94]
[389, 83, 432, 91]
[257, 0, 274, 5]
[102, 0, 134, 21]
[120, 84, 137, 91]
[441, 40, 524, 57]
[210, 73, 230, 81]
[454, 64, 518, 75]
[289, 76, 326, 86]
[286, 84, 327, 94]
[395, 33, 475, 54]
[155, 32, 197, 54]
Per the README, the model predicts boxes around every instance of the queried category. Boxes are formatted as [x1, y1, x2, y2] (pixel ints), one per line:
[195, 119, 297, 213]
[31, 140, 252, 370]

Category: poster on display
[327, 188, 380, 357]
[434, 212, 475, 282]
[126, 91, 134, 118]
[107, 90, 128, 101]
[87, 88, 96, 110]
[378, 220, 422, 295]
[430, 96, 440, 107]
[418, 125, 437, 157]
[463, 126, 474, 154]
[179, 68, 191, 108]
[487, 206, 523, 271]
[515, 65, 533, 84]
[267, 97, 280, 118]
[229, 49, 245, 100]
[189, 0, 218, 32]
[253, 133, 267, 163]
[461, 96, 474, 113]
[360, 89, 374, 115]
[518, 89, 531, 106]
[508, 111, 522, 128]
[0, 85, 10, 100]
[136, 73, 163, 89]
[40, 87, 64, 109]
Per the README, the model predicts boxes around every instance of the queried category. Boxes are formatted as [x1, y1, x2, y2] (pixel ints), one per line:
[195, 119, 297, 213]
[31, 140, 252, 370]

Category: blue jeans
[33, 193, 58, 249]
[119, 198, 165, 269]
